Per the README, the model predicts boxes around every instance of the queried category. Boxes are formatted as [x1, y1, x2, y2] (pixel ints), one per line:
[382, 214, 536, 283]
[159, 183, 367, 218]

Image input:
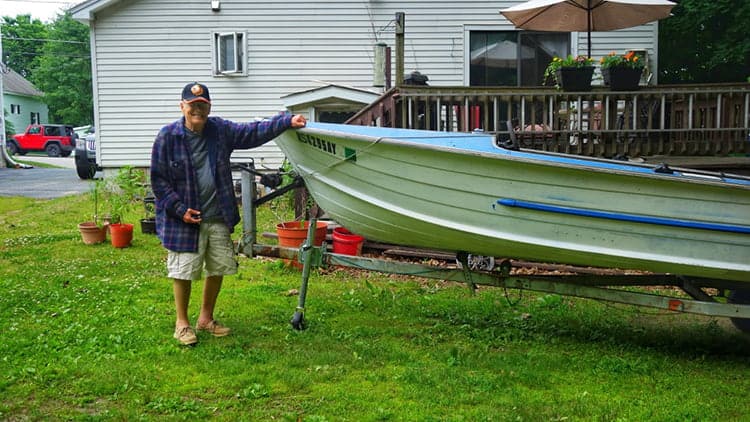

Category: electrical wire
[4, 36, 86, 44]
[1, 1, 76, 4]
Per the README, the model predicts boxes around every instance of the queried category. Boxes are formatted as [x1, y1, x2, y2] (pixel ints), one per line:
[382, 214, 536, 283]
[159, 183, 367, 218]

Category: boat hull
[276, 123, 750, 282]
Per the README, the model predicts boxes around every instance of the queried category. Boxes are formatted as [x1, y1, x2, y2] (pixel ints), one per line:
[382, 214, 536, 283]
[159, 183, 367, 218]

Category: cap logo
[191, 84, 204, 96]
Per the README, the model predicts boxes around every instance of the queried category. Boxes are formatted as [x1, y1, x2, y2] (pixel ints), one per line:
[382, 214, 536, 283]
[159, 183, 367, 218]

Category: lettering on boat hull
[297, 133, 337, 156]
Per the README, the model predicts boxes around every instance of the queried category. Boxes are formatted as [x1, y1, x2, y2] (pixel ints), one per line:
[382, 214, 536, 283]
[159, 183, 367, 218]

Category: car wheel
[76, 162, 96, 179]
[46, 143, 62, 157]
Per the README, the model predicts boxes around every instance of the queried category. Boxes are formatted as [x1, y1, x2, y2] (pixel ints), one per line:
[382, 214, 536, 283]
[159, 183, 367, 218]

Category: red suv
[8, 124, 77, 157]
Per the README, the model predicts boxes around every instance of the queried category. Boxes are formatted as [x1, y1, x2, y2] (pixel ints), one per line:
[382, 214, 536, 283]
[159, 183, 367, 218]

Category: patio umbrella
[500, 0, 676, 57]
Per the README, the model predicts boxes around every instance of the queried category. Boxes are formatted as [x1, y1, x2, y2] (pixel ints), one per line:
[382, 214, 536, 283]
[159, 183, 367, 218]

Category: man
[151, 82, 306, 345]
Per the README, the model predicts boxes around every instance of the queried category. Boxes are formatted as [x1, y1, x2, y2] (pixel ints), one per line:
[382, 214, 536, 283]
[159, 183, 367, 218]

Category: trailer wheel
[290, 311, 306, 330]
[728, 290, 750, 334]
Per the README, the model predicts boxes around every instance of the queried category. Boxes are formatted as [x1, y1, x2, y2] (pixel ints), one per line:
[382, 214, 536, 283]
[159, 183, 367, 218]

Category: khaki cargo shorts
[167, 221, 238, 281]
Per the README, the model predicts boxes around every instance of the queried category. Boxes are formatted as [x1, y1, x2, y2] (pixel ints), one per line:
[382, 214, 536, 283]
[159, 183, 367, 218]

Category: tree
[659, 0, 750, 84]
[1, 15, 48, 80]
[31, 13, 92, 126]
[3, 107, 15, 139]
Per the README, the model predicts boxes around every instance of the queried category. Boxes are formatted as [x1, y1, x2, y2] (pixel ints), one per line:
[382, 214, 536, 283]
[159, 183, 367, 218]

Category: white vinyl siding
[77, 0, 659, 169]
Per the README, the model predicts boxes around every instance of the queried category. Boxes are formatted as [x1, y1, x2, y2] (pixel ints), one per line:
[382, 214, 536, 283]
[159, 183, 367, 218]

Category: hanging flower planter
[600, 50, 645, 91]
[555, 66, 594, 92]
[544, 55, 594, 92]
[602, 67, 642, 91]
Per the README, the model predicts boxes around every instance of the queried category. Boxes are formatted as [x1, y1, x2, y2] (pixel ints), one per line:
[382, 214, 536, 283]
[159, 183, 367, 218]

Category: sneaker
[173, 326, 198, 345]
[196, 320, 231, 337]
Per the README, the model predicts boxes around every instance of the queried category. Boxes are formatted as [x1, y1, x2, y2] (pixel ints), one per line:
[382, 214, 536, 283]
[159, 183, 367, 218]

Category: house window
[469, 31, 570, 86]
[213, 32, 246, 76]
[30, 112, 40, 124]
[10, 104, 21, 114]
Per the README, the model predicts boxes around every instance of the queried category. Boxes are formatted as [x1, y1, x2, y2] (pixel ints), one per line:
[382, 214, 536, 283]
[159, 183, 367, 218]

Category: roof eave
[282, 84, 380, 108]
[70, 0, 122, 24]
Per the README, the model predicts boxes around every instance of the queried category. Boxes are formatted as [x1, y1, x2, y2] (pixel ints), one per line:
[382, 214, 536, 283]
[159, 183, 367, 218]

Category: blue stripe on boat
[498, 198, 750, 234]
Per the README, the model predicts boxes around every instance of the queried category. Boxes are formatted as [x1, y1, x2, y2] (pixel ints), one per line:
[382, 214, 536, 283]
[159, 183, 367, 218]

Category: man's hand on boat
[291, 114, 307, 128]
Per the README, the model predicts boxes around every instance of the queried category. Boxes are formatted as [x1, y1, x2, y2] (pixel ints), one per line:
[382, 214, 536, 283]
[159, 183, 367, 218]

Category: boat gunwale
[293, 125, 750, 191]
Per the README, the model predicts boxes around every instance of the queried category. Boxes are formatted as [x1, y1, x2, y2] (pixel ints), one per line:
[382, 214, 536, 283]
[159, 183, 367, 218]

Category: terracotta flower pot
[276, 221, 328, 269]
[276, 221, 328, 248]
[78, 221, 106, 245]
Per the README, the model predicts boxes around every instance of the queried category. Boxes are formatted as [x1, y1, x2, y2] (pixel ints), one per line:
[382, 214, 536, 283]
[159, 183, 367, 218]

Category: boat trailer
[234, 163, 750, 333]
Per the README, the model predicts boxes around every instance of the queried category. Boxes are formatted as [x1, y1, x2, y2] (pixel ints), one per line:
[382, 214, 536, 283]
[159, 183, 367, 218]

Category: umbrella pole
[587, 0, 592, 57]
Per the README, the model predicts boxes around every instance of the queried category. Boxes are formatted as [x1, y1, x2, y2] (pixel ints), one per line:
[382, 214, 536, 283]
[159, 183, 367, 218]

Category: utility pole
[0, 21, 7, 168]
[0, 23, 24, 169]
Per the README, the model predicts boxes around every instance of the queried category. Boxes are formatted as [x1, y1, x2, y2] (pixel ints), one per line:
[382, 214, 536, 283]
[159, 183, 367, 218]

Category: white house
[70, 0, 661, 170]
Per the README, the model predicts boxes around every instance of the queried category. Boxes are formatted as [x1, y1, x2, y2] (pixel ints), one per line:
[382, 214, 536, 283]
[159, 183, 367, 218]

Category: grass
[1, 191, 750, 420]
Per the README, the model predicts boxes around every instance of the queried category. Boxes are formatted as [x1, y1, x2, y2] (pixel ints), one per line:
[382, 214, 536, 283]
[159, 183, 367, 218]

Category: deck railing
[346, 83, 750, 158]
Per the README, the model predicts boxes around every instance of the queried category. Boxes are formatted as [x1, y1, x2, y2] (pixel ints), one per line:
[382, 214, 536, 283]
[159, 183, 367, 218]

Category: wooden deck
[347, 83, 750, 160]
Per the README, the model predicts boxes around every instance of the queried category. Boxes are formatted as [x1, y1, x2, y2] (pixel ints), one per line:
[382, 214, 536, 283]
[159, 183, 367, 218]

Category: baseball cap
[181, 82, 211, 104]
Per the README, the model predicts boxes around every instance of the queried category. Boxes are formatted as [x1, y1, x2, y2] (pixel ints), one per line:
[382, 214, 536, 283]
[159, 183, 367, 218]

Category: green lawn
[1, 192, 749, 421]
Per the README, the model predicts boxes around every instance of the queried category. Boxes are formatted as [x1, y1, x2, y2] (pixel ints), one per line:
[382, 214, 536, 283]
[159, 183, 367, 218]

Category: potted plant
[104, 166, 147, 247]
[544, 55, 595, 92]
[140, 191, 156, 234]
[77, 179, 107, 244]
[600, 50, 644, 91]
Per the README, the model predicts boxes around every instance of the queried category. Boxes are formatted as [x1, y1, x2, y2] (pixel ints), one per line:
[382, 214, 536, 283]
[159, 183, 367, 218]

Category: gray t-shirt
[185, 128, 220, 220]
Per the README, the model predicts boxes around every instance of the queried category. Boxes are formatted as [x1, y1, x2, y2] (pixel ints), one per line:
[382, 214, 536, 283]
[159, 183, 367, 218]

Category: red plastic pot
[109, 223, 134, 248]
[332, 227, 365, 256]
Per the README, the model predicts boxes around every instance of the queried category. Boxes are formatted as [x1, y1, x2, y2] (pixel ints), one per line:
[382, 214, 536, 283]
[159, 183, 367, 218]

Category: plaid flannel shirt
[150, 114, 293, 252]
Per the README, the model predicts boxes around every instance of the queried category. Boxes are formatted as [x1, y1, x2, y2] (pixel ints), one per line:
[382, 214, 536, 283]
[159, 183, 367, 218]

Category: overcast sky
[1, 0, 80, 23]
